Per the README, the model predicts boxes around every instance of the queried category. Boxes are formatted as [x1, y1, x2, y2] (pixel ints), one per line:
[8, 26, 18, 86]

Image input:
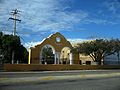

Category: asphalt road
[0, 70, 120, 78]
[0, 70, 120, 90]
[1, 76, 120, 90]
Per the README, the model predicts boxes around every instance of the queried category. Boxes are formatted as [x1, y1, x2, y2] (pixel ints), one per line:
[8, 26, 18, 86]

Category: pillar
[57, 52, 60, 64]
[39, 54, 42, 64]
[28, 48, 31, 64]
[54, 53, 57, 64]
[70, 53, 73, 65]
[54, 52, 60, 64]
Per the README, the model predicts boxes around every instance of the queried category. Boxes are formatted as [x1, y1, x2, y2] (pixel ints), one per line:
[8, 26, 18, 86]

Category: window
[56, 37, 61, 42]
[86, 61, 91, 65]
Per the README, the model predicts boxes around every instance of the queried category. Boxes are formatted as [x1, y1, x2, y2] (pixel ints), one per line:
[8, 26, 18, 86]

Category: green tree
[110, 39, 120, 63]
[0, 32, 28, 63]
[0, 32, 3, 49]
[17, 45, 28, 63]
[76, 39, 118, 65]
[2, 34, 20, 63]
[42, 46, 54, 64]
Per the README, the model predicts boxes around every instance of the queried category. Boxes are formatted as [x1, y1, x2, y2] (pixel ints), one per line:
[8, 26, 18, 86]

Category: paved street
[0, 70, 120, 90]
[1, 70, 120, 78]
[1, 76, 120, 90]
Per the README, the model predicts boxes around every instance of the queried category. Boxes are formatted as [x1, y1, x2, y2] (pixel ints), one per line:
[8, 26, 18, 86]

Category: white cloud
[86, 0, 120, 25]
[24, 41, 41, 49]
[103, 0, 120, 14]
[1, 31, 13, 35]
[1, 0, 118, 35]
[0, 0, 89, 34]
[1, 0, 120, 47]
[101, 0, 120, 22]
[84, 18, 117, 25]
[67, 38, 89, 44]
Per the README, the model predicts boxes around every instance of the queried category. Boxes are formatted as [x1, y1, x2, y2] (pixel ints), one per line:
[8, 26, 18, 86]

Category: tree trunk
[96, 58, 102, 65]
[98, 60, 101, 65]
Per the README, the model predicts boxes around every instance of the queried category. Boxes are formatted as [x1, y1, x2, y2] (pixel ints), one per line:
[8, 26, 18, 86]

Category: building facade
[28, 32, 120, 65]
[28, 32, 79, 65]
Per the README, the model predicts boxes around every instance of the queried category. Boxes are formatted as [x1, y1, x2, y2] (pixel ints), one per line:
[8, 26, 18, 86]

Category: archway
[40, 45, 55, 64]
[60, 47, 71, 64]
[29, 32, 74, 64]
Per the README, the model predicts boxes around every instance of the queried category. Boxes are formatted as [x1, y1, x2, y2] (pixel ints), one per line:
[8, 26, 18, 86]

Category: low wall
[3, 64, 120, 71]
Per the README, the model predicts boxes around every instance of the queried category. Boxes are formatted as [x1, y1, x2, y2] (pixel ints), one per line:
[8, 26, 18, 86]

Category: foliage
[110, 39, 120, 61]
[42, 46, 54, 64]
[0, 32, 28, 64]
[17, 45, 28, 63]
[75, 39, 120, 65]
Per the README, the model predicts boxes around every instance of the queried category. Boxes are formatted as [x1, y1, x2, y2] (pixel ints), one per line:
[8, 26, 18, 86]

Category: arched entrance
[40, 45, 55, 64]
[60, 47, 71, 64]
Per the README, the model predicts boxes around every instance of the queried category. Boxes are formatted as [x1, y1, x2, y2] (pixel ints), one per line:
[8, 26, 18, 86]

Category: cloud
[80, 0, 120, 25]
[103, 0, 120, 14]
[84, 18, 117, 25]
[1, 0, 118, 35]
[1, 30, 13, 35]
[100, 0, 120, 21]
[0, 0, 89, 34]
[67, 38, 89, 44]
[1, 0, 120, 48]
[24, 41, 41, 49]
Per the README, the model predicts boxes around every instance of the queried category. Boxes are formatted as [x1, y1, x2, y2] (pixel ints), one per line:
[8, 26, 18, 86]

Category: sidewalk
[0, 72, 120, 85]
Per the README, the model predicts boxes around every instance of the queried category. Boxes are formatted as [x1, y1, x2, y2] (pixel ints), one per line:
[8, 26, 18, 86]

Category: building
[28, 32, 79, 65]
[28, 32, 120, 65]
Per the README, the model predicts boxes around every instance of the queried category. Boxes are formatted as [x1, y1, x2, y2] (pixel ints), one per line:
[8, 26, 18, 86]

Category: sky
[0, 0, 120, 48]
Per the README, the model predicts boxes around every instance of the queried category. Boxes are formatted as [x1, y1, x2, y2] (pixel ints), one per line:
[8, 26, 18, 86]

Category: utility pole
[9, 9, 21, 35]
[9, 9, 21, 64]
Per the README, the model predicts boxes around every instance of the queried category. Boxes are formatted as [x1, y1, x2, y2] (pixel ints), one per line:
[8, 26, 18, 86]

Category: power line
[16, 32, 28, 44]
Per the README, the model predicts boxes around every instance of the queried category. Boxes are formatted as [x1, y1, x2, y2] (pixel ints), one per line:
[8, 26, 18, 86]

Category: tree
[76, 39, 118, 65]
[110, 39, 120, 63]
[17, 45, 28, 63]
[2, 34, 20, 63]
[0, 32, 28, 63]
[0, 32, 3, 45]
[42, 46, 54, 64]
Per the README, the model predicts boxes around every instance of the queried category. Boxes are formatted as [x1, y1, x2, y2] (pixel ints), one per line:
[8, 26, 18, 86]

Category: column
[54, 53, 57, 64]
[70, 53, 73, 65]
[28, 48, 31, 64]
[57, 52, 60, 64]
[39, 54, 42, 64]
[54, 52, 60, 64]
